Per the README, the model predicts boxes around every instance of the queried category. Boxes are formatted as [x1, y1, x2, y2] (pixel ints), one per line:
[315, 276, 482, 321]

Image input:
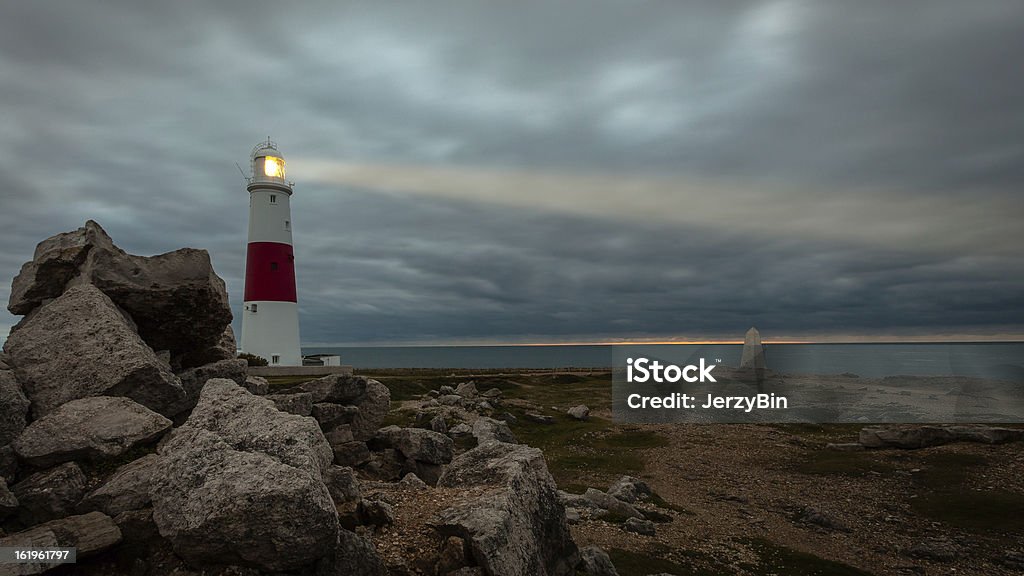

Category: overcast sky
[1, 0, 1023, 345]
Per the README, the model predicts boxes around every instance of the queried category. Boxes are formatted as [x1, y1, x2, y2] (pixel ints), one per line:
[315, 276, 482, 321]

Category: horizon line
[302, 337, 1024, 348]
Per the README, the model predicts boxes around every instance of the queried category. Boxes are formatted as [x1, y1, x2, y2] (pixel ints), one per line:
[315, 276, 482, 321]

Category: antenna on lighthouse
[235, 162, 251, 184]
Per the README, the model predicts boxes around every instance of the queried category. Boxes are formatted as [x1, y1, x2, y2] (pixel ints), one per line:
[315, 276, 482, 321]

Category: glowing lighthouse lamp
[241, 139, 301, 366]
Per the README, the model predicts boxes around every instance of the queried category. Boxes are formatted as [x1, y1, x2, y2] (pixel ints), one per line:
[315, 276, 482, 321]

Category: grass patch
[381, 407, 416, 428]
[505, 409, 663, 485]
[740, 538, 873, 576]
[908, 450, 1024, 536]
[793, 450, 893, 477]
[595, 430, 670, 450]
[607, 548, 717, 576]
[264, 375, 317, 389]
[910, 490, 1024, 535]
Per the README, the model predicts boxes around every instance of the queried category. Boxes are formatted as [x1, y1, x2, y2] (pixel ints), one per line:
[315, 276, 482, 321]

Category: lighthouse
[241, 139, 301, 366]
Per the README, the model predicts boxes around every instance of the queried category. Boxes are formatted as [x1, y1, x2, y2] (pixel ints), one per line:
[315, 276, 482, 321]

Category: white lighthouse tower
[241, 139, 302, 366]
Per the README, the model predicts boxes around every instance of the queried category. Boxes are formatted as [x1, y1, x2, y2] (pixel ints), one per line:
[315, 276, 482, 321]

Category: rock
[433, 441, 580, 576]
[351, 379, 391, 441]
[496, 412, 517, 424]
[3, 285, 186, 418]
[152, 427, 337, 572]
[371, 426, 455, 466]
[296, 374, 368, 404]
[582, 489, 643, 520]
[0, 511, 121, 571]
[267, 391, 314, 416]
[567, 405, 590, 421]
[8, 221, 233, 369]
[79, 454, 161, 516]
[449, 423, 473, 438]
[325, 425, 355, 446]
[0, 352, 9, 370]
[439, 394, 462, 406]
[580, 545, 620, 576]
[191, 325, 238, 366]
[472, 417, 517, 444]
[739, 327, 766, 372]
[565, 508, 581, 524]
[480, 388, 503, 399]
[0, 478, 17, 520]
[908, 537, 959, 562]
[398, 472, 428, 490]
[412, 461, 445, 486]
[313, 403, 360, 430]
[150, 379, 337, 571]
[436, 535, 470, 574]
[169, 358, 247, 415]
[324, 466, 360, 504]
[477, 401, 494, 412]
[446, 569, 484, 576]
[430, 415, 448, 435]
[13, 396, 171, 467]
[358, 499, 395, 527]
[607, 476, 652, 504]
[242, 375, 269, 395]
[316, 529, 386, 576]
[825, 442, 865, 452]
[176, 379, 332, 474]
[525, 412, 555, 425]
[0, 445, 17, 481]
[859, 425, 1024, 449]
[12, 462, 88, 525]
[455, 381, 478, 397]
[333, 441, 371, 467]
[622, 517, 656, 536]
[439, 385, 456, 395]
[7, 222, 101, 315]
[112, 507, 161, 559]
[0, 371, 30, 445]
[795, 506, 848, 532]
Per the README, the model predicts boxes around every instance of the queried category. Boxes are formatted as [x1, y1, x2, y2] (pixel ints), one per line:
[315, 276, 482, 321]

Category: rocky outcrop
[370, 426, 454, 485]
[12, 462, 88, 525]
[169, 358, 247, 416]
[267, 391, 315, 416]
[79, 454, 161, 517]
[0, 370, 29, 446]
[292, 375, 392, 441]
[472, 417, 517, 444]
[13, 396, 171, 467]
[3, 285, 186, 418]
[1, 477, 19, 520]
[580, 545, 620, 576]
[0, 511, 122, 573]
[859, 425, 1024, 449]
[351, 379, 391, 441]
[433, 441, 580, 576]
[8, 221, 232, 368]
[607, 476, 652, 504]
[150, 379, 351, 572]
[567, 405, 590, 421]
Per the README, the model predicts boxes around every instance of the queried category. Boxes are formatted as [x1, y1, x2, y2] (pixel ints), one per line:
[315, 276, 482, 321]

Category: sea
[302, 342, 1024, 380]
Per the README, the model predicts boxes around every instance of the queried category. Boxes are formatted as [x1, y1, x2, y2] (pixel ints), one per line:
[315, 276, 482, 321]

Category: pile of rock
[0, 223, 387, 575]
[0, 222, 610, 576]
[558, 476, 667, 537]
[857, 425, 1024, 449]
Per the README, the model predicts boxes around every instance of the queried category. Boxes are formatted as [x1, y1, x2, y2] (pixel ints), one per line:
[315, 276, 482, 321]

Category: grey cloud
[1, 0, 1023, 345]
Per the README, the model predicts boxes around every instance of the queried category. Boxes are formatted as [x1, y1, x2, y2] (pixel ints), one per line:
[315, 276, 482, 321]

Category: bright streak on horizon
[290, 159, 1023, 256]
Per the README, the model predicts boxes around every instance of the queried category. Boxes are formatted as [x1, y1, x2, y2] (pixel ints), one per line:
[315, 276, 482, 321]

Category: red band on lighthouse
[244, 242, 297, 302]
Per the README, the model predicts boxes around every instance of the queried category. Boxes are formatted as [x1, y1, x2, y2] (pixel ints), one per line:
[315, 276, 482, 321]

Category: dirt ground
[370, 370, 1024, 576]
